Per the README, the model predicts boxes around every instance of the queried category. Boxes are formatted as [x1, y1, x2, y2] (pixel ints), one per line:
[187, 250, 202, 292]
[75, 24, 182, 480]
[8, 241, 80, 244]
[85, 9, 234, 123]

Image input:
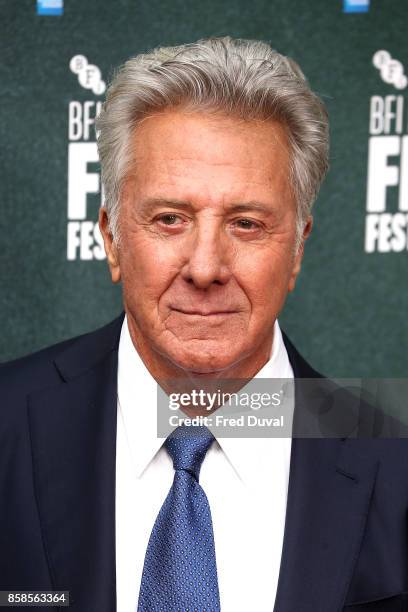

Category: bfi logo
[343, 0, 370, 13]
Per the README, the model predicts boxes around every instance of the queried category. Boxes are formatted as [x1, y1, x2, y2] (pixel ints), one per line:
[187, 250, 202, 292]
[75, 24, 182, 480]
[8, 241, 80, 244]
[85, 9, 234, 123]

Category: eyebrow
[138, 197, 275, 216]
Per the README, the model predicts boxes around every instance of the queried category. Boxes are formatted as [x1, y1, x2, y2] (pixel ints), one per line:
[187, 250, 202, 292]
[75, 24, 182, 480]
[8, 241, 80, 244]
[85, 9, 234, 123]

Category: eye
[155, 213, 184, 226]
[232, 218, 262, 230]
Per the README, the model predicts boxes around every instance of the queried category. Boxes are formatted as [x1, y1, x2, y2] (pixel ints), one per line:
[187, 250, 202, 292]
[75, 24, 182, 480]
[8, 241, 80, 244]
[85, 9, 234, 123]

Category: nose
[180, 222, 231, 289]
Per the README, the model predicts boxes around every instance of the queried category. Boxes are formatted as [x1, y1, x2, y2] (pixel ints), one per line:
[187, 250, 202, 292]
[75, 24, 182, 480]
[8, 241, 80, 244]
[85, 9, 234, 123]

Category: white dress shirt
[116, 315, 294, 612]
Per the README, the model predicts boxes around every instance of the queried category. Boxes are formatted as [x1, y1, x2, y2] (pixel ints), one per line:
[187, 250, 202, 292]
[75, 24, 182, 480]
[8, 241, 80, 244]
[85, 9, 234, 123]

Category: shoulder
[0, 313, 124, 467]
[280, 329, 323, 378]
[0, 337, 75, 396]
[0, 313, 125, 402]
[281, 329, 408, 441]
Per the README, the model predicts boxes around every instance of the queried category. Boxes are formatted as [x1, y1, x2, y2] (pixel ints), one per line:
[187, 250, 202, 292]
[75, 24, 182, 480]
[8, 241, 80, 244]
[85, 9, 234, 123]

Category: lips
[172, 307, 237, 316]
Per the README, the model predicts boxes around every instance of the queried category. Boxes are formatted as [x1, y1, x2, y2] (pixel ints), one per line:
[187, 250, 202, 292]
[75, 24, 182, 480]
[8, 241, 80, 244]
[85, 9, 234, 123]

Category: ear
[287, 215, 313, 293]
[98, 207, 121, 283]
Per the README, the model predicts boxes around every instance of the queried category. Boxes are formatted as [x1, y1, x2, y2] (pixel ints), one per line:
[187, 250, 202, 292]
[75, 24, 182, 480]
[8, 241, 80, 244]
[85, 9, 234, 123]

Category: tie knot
[165, 424, 215, 480]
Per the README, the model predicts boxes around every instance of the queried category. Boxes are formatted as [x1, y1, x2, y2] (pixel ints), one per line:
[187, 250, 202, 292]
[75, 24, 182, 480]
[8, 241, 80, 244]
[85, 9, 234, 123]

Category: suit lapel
[28, 314, 124, 612]
[274, 437, 378, 612]
[274, 333, 379, 612]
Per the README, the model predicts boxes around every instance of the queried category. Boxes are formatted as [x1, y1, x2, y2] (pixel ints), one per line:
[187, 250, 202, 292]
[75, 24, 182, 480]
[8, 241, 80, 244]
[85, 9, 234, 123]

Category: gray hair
[96, 36, 329, 247]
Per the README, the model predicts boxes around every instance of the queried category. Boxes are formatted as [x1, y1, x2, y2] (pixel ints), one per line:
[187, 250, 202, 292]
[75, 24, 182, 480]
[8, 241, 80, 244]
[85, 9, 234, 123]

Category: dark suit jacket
[1, 312, 408, 611]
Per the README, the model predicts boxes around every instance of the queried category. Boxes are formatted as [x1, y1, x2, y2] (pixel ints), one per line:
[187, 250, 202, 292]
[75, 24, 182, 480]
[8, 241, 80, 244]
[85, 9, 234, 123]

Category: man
[1, 36, 408, 612]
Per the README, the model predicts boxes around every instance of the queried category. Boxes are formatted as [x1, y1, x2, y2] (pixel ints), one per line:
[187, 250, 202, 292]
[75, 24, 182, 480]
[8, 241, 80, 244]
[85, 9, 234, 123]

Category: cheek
[119, 233, 182, 300]
[237, 248, 294, 308]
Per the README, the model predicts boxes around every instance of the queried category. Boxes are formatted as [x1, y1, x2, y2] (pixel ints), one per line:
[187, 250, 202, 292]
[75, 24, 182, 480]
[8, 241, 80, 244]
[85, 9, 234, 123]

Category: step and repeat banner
[1, 0, 407, 376]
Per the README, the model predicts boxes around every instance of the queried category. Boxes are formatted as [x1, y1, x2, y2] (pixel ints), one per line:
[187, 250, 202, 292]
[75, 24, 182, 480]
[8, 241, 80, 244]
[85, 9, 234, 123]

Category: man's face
[100, 109, 311, 375]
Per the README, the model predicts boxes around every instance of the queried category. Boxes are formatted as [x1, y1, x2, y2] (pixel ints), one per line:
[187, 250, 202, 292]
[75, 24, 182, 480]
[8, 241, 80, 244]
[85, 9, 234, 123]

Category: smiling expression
[100, 109, 311, 379]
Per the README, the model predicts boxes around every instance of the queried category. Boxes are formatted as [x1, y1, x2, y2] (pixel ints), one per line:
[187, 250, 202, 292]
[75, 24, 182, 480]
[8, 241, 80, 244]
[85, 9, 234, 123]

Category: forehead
[126, 109, 293, 207]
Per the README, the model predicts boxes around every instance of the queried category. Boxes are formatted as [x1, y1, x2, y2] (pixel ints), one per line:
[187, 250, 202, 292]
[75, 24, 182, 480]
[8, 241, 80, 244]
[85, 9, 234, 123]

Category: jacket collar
[28, 312, 125, 612]
[275, 330, 379, 612]
[53, 312, 125, 382]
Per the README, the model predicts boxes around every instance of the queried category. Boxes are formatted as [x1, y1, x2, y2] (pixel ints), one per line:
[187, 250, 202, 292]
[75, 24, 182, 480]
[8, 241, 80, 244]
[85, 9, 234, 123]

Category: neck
[125, 309, 274, 416]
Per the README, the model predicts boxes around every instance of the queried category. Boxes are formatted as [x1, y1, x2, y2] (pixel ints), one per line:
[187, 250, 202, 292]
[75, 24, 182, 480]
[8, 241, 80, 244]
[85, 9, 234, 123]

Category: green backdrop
[1, 0, 407, 377]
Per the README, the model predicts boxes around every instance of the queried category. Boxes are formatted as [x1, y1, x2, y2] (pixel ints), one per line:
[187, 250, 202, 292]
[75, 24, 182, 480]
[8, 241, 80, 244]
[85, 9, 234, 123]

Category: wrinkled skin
[99, 110, 312, 382]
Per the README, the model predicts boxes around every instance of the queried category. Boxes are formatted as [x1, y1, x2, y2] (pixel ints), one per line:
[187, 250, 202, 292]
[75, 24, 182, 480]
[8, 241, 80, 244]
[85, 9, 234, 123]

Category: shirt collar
[209, 320, 294, 481]
[117, 315, 293, 479]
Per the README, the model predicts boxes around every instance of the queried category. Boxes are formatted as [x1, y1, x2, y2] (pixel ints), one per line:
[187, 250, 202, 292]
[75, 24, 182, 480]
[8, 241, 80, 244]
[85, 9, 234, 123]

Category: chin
[166, 340, 245, 376]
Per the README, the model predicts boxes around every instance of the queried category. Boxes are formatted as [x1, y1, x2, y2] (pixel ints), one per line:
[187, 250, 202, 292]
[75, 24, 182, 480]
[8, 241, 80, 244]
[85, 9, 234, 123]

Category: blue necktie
[137, 424, 221, 612]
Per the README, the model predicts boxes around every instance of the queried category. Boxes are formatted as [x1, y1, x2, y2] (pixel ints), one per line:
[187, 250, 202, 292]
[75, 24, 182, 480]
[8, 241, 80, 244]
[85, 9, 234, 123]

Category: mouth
[171, 307, 238, 316]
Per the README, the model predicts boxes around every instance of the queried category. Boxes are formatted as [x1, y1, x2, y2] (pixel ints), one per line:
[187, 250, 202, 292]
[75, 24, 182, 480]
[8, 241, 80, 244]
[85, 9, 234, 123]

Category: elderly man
[1, 36, 408, 612]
